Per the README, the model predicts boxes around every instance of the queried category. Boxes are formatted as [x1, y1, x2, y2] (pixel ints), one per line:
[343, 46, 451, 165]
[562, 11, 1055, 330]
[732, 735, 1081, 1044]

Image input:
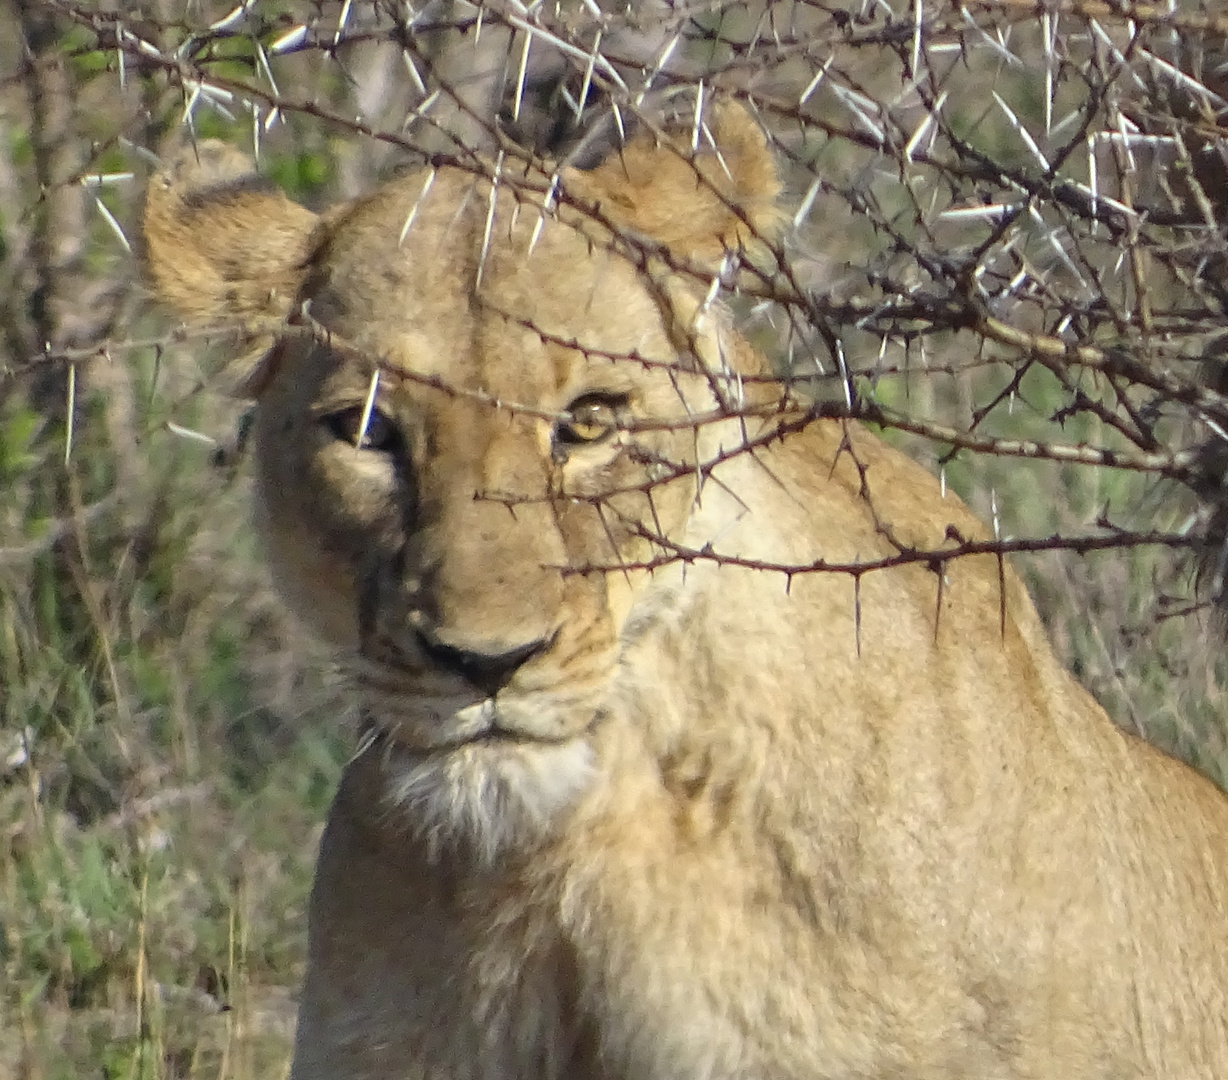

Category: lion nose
[413, 630, 548, 697]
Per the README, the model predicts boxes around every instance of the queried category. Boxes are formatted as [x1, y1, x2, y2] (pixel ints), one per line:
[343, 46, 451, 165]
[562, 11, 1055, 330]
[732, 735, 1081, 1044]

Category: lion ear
[142, 140, 318, 331]
[562, 103, 783, 267]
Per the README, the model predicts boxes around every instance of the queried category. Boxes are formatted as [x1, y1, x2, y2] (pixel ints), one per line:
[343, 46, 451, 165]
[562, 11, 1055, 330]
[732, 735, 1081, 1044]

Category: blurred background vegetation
[2, 0, 1228, 1076]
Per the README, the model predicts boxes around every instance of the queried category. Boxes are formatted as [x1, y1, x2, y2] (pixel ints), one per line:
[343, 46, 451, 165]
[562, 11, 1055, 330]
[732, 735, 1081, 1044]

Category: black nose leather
[414, 632, 546, 696]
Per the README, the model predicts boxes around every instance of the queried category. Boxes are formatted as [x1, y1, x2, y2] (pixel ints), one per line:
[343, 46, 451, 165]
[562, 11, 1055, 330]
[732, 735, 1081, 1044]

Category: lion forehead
[305, 168, 674, 393]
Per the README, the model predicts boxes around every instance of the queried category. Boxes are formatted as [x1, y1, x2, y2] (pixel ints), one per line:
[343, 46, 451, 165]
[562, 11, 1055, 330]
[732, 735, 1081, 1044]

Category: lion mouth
[347, 645, 608, 752]
[355, 684, 599, 754]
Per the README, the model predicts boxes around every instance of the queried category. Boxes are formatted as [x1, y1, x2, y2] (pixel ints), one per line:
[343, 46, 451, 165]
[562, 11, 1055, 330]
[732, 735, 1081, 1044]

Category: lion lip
[429, 726, 558, 751]
[361, 693, 594, 754]
[377, 723, 585, 758]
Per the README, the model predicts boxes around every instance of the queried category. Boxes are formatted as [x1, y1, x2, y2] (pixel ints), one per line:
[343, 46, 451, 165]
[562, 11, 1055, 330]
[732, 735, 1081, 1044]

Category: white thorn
[957, 8, 1020, 66]
[911, 0, 923, 78]
[905, 89, 946, 162]
[93, 195, 132, 253]
[504, 14, 627, 93]
[527, 173, 558, 257]
[635, 33, 679, 106]
[399, 169, 437, 245]
[209, 3, 251, 32]
[993, 91, 1048, 171]
[1115, 111, 1137, 172]
[691, 81, 704, 153]
[270, 24, 307, 53]
[408, 88, 441, 126]
[356, 369, 381, 449]
[512, 33, 531, 123]
[1085, 136, 1099, 228]
[81, 172, 134, 187]
[793, 176, 821, 228]
[402, 51, 427, 96]
[937, 202, 1019, 221]
[334, 0, 353, 45]
[1042, 11, 1054, 136]
[181, 82, 202, 126]
[577, 29, 601, 120]
[798, 56, 833, 107]
[475, 152, 504, 293]
[256, 43, 280, 96]
[64, 363, 76, 465]
[702, 122, 732, 180]
[166, 421, 219, 448]
[836, 337, 852, 411]
[831, 83, 884, 144]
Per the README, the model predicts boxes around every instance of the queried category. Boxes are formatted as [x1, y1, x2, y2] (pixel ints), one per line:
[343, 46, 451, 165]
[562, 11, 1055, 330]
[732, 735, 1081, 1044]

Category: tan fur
[144, 109, 1228, 1079]
[143, 139, 316, 387]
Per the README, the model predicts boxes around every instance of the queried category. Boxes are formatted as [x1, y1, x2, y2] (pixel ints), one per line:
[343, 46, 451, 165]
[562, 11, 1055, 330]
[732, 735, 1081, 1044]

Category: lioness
[144, 107, 1228, 1079]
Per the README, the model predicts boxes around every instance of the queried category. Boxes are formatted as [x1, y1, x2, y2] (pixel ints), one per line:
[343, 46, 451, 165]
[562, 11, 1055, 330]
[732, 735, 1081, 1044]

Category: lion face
[247, 166, 756, 853]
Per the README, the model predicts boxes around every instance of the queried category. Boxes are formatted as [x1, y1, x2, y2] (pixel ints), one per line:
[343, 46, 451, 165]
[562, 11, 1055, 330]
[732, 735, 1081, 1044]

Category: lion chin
[356, 685, 601, 863]
[371, 728, 598, 864]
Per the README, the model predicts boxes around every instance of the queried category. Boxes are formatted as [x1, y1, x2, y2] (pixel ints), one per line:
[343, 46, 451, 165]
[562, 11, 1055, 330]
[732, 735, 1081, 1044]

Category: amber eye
[555, 393, 627, 447]
[324, 406, 400, 452]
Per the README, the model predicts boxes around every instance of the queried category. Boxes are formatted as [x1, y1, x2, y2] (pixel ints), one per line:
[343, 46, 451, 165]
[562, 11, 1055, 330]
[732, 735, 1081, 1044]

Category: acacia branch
[560, 526, 1198, 580]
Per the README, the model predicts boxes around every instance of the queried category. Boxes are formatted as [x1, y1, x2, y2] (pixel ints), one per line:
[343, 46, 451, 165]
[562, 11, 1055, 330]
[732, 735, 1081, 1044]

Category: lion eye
[324, 406, 400, 452]
[555, 394, 626, 447]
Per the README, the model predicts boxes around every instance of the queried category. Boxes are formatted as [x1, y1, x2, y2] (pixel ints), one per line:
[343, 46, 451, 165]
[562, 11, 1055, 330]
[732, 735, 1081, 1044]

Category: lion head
[145, 107, 786, 859]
